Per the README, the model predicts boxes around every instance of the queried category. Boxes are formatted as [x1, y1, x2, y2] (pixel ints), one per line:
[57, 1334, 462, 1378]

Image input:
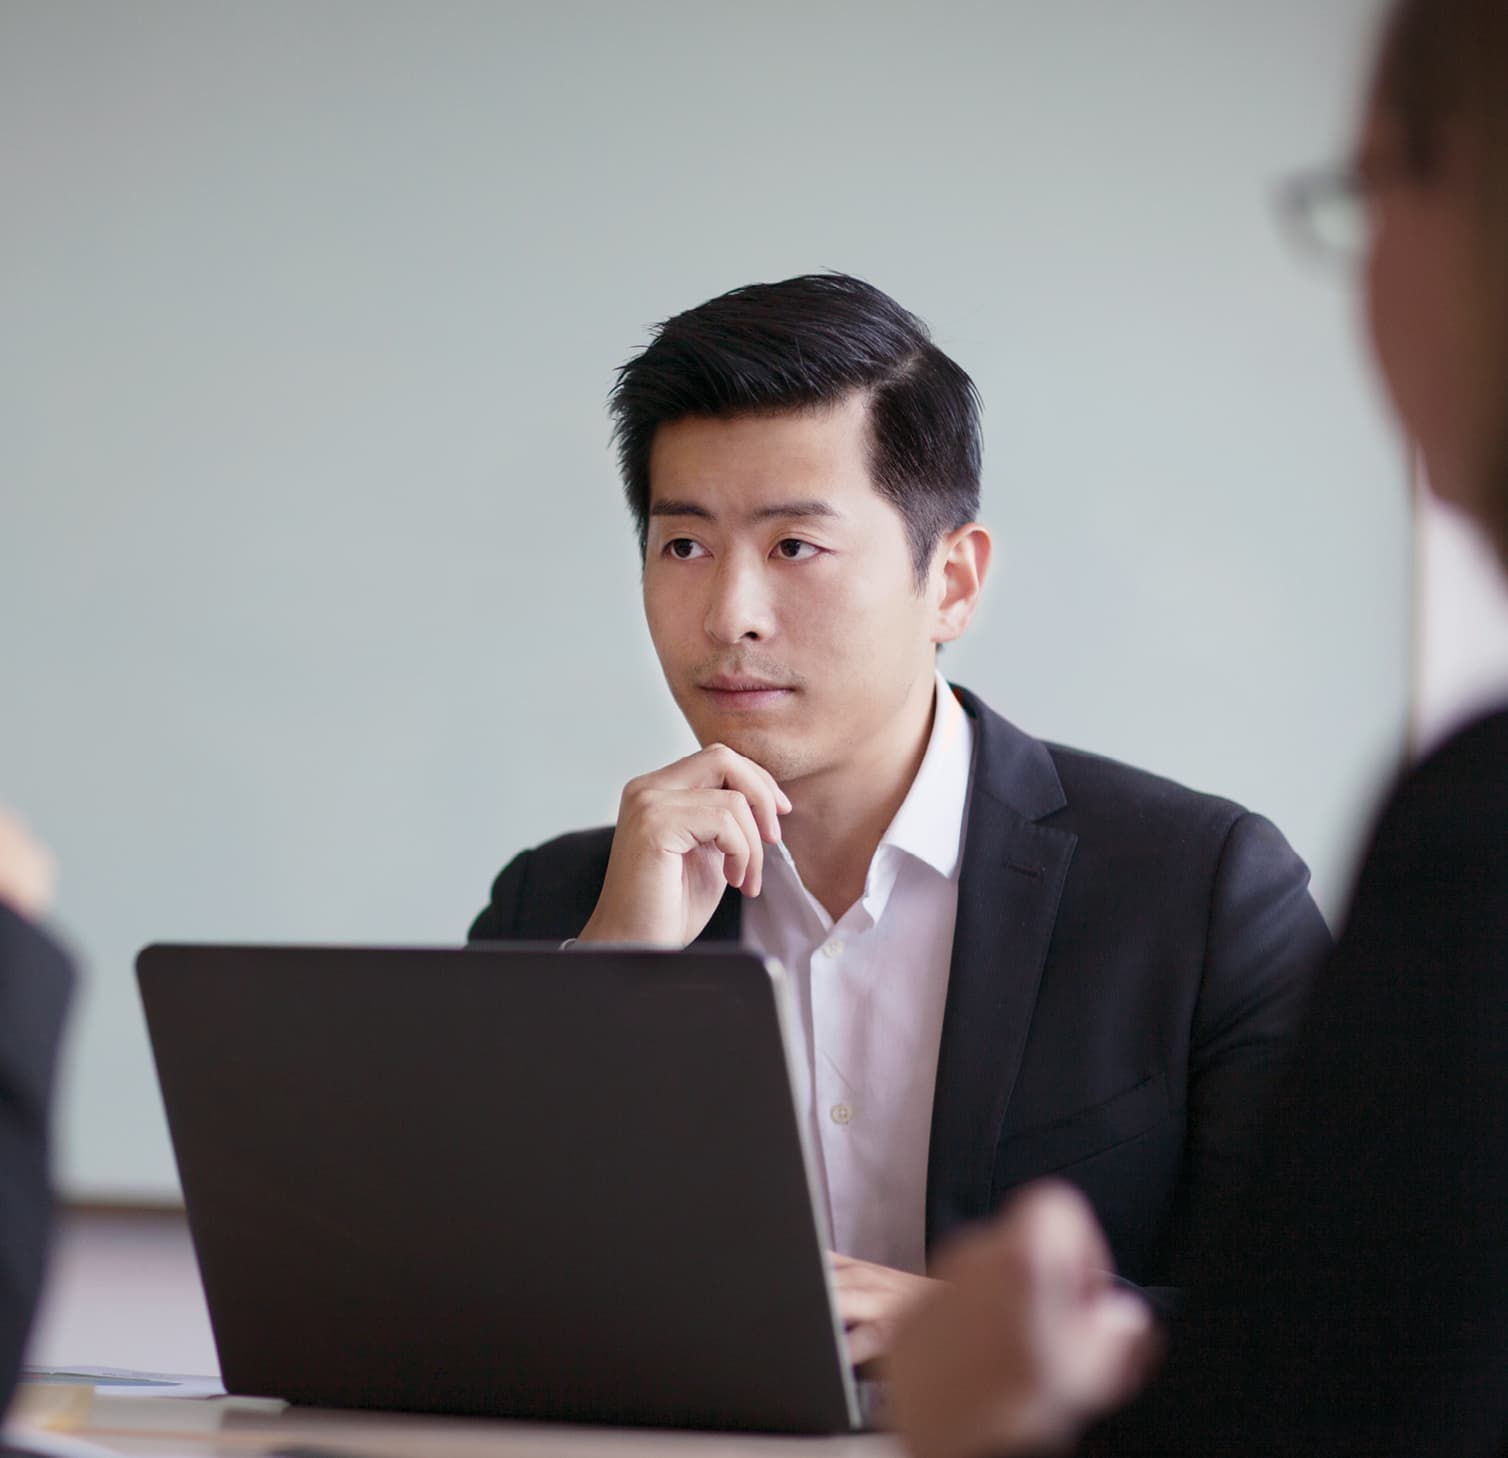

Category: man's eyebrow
[649, 500, 714, 520]
[748, 500, 839, 523]
[647, 499, 840, 525]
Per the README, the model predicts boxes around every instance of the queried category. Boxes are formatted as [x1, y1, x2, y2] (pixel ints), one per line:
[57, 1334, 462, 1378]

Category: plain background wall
[1415, 489, 1508, 751]
[1, 0, 1408, 1199]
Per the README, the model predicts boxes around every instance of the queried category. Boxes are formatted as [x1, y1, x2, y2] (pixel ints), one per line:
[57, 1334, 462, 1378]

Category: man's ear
[930, 523, 992, 645]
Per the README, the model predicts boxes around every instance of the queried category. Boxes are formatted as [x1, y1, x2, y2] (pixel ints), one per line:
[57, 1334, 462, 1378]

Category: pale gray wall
[1, 0, 1406, 1198]
[1416, 489, 1508, 750]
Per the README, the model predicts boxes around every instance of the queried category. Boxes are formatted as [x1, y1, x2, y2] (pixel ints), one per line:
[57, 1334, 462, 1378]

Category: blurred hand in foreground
[889, 1181, 1161, 1458]
[0, 810, 57, 922]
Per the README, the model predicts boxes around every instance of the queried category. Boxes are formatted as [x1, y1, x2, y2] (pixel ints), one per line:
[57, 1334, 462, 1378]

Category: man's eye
[775, 539, 819, 561]
[666, 538, 708, 560]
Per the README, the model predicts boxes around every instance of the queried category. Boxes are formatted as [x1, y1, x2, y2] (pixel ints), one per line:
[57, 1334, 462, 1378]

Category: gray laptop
[136, 943, 861, 1433]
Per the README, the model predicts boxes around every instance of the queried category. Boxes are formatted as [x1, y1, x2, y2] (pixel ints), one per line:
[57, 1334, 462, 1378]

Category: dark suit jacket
[1088, 707, 1508, 1457]
[0, 903, 72, 1415]
[469, 685, 1332, 1285]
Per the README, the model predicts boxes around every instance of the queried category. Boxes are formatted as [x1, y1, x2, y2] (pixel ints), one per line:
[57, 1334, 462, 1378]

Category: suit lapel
[926, 687, 1077, 1251]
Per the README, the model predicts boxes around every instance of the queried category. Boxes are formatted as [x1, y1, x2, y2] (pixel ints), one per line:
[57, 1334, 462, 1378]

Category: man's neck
[780, 673, 940, 922]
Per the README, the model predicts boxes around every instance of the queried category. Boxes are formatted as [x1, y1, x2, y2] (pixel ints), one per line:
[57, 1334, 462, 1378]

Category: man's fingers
[647, 794, 761, 889]
[828, 1255, 874, 1289]
[844, 1320, 891, 1369]
[829, 1257, 936, 1334]
[989, 1180, 1114, 1290]
[713, 791, 764, 896]
[711, 754, 788, 845]
[1068, 1289, 1160, 1411]
[708, 805, 756, 894]
[835, 1286, 899, 1325]
[829, 1262, 904, 1297]
[664, 744, 790, 841]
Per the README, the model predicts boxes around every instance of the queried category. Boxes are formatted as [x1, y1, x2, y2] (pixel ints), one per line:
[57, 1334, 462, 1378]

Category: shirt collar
[878, 670, 974, 882]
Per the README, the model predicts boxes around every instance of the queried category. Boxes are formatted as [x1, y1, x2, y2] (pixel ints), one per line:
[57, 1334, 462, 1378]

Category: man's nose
[704, 556, 775, 644]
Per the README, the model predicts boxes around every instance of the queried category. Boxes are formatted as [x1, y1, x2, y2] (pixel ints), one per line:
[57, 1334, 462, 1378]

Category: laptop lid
[136, 943, 860, 1434]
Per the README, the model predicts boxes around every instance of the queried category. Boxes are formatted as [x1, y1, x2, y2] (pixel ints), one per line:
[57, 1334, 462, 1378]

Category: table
[64, 1392, 901, 1458]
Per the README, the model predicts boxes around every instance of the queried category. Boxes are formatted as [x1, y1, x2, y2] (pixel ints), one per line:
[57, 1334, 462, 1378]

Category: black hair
[609, 273, 982, 582]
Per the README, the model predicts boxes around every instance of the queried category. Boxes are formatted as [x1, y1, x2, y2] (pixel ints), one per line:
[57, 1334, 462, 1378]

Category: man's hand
[889, 1182, 1161, 1458]
[0, 809, 57, 923]
[829, 1253, 938, 1369]
[578, 744, 791, 947]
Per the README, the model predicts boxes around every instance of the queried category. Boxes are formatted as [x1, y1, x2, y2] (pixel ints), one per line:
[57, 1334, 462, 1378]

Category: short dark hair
[609, 273, 982, 581]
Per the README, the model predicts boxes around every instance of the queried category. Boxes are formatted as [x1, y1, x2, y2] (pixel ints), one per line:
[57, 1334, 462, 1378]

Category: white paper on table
[19, 1366, 226, 1399]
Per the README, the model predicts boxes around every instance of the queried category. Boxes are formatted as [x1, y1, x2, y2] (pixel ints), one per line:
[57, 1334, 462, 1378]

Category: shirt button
[830, 1102, 852, 1125]
[820, 939, 844, 958]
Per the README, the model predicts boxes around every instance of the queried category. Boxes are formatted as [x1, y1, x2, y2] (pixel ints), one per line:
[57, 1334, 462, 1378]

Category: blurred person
[890, 0, 1508, 1452]
[0, 811, 72, 1419]
[469, 273, 1331, 1364]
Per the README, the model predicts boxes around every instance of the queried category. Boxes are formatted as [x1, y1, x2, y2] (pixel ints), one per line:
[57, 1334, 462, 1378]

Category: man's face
[642, 393, 947, 787]
[1360, 107, 1478, 508]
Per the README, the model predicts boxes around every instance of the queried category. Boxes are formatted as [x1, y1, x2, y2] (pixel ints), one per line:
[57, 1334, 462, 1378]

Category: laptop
[136, 943, 862, 1433]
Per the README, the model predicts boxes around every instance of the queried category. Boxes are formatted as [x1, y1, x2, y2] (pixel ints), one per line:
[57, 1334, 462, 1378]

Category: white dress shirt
[742, 672, 974, 1275]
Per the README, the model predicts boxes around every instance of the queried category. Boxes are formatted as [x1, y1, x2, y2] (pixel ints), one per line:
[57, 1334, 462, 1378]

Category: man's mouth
[698, 675, 797, 709]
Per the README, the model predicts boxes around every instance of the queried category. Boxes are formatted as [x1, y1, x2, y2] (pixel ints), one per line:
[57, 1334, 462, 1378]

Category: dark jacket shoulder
[468, 825, 615, 942]
[1046, 738, 1247, 834]
[1368, 705, 1508, 852]
[957, 685, 1307, 903]
[1326, 705, 1508, 992]
[1041, 733, 1314, 930]
[956, 683, 1253, 834]
[0, 903, 74, 1414]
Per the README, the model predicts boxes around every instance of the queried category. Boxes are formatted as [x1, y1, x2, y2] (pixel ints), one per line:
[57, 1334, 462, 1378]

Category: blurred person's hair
[1375, 0, 1508, 558]
[608, 273, 982, 585]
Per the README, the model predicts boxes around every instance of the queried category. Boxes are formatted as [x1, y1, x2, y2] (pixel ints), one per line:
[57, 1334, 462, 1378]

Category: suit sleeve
[0, 902, 73, 1412]
[466, 851, 533, 941]
[1170, 811, 1331, 1274]
[1091, 752, 1508, 1456]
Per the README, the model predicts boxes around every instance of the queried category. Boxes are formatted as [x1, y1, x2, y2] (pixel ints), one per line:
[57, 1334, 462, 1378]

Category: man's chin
[692, 725, 813, 784]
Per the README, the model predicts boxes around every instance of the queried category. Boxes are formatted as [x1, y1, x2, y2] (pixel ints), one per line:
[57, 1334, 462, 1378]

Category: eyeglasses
[1274, 164, 1377, 265]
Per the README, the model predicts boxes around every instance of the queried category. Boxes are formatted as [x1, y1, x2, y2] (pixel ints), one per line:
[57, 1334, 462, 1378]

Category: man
[0, 809, 72, 1416]
[469, 273, 1330, 1364]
